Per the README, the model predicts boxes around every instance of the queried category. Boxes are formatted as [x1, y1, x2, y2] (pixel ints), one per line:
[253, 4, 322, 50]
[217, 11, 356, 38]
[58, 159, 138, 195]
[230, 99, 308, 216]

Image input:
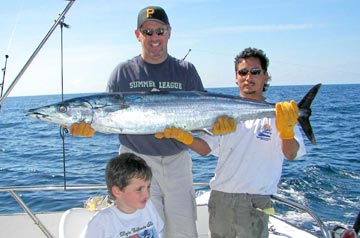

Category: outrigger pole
[0, 55, 9, 98]
[0, 0, 75, 107]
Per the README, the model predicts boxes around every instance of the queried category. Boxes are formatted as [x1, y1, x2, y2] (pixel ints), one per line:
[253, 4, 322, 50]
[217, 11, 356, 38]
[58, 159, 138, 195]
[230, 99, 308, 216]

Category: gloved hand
[212, 116, 236, 135]
[275, 100, 298, 140]
[70, 121, 95, 137]
[154, 127, 194, 145]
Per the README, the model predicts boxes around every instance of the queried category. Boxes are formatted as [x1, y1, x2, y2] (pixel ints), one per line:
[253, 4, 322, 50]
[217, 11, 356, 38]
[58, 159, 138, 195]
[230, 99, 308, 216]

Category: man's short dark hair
[234, 47, 271, 92]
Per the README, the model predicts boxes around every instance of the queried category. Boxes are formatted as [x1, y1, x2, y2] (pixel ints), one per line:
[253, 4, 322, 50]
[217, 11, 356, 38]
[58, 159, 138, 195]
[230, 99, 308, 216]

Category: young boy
[85, 153, 164, 238]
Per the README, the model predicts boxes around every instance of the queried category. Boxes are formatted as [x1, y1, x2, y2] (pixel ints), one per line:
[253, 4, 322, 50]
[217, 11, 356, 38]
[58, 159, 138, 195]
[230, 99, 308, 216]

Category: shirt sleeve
[294, 124, 307, 158]
[199, 133, 221, 157]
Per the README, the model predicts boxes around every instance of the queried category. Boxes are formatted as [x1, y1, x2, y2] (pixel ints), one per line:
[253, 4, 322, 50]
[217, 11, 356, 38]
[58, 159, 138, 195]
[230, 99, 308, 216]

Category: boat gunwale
[0, 183, 331, 238]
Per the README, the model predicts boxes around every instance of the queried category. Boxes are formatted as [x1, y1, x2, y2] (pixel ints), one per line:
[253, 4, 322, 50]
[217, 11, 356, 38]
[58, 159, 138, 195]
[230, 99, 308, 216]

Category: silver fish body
[26, 84, 321, 144]
[26, 91, 275, 134]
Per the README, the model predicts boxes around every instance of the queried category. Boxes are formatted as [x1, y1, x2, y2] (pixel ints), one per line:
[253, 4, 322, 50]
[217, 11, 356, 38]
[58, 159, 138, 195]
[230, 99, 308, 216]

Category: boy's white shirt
[84, 199, 164, 238]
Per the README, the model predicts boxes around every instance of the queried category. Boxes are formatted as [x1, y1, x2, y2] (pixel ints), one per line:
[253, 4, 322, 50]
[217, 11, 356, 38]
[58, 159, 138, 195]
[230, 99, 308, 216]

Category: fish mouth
[25, 111, 49, 120]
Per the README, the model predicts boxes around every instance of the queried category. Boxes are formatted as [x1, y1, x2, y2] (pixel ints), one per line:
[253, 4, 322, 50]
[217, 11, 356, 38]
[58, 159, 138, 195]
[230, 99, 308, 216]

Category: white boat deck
[0, 185, 331, 238]
[0, 205, 318, 238]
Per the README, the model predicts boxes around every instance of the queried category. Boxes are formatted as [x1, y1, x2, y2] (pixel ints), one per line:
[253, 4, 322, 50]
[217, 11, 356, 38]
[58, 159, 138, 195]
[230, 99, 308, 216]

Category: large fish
[26, 84, 321, 144]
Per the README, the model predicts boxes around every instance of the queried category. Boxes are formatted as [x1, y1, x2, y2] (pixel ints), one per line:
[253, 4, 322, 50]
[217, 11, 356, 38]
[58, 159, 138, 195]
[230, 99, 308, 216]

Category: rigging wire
[59, 17, 70, 190]
[5, 0, 24, 55]
[0, 0, 23, 110]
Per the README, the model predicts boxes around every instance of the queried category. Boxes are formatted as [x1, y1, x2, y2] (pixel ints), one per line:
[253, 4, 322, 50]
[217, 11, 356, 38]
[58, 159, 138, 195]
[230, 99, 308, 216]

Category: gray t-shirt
[107, 55, 204, 156]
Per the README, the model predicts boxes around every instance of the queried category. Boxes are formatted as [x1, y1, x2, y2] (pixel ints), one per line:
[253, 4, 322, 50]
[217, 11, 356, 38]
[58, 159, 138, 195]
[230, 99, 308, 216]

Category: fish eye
[58, 104, 68, 113]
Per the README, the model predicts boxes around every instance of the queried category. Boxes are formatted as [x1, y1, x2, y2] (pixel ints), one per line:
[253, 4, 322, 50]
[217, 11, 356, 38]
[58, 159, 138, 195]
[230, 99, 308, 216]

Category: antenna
[182, 49, 191, 61]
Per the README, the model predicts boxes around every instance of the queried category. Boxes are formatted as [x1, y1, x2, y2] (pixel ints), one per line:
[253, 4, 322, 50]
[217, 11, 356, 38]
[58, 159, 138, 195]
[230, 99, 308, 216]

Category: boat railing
[0, 183, 209, 238]
[0, 184, 332, 238]
[0, 184, 107, 238]
[271, 194, 332, 238]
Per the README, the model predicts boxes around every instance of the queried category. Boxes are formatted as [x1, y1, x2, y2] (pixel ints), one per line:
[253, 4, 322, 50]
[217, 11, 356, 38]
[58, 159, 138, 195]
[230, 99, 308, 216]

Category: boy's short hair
[106, 153, 152, 197]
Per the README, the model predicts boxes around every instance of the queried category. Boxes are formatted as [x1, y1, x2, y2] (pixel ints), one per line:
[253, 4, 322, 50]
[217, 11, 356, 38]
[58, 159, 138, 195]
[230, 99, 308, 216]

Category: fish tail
[297, 84, 322, 145]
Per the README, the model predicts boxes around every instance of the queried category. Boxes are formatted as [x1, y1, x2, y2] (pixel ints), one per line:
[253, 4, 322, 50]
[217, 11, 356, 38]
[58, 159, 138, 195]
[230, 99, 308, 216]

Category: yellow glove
[154, 127, 194, 145]
[70, 121, 95, 137]
[212, 116, 236, 135]
[275, 100, 298, 140]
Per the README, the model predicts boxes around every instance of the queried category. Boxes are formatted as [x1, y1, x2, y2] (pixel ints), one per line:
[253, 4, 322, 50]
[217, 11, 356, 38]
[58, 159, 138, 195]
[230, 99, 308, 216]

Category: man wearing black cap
[69, 5, 234, 237]
[106, 6, 203, 238]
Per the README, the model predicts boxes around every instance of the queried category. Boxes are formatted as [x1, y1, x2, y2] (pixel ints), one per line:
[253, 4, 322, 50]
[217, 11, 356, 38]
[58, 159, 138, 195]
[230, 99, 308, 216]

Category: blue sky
[1, 0, 359, 96]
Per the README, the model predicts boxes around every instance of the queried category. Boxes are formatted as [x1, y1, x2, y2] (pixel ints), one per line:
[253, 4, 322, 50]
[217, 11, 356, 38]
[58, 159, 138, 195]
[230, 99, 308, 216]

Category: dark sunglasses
[238, 68, 262, 76]
[141, 28, 168, 36]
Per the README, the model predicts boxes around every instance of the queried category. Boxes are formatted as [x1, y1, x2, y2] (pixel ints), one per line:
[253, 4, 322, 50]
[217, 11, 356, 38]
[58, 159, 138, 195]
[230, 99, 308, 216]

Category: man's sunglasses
[141, 28, 168, 36]
[238, 68, 262, 76]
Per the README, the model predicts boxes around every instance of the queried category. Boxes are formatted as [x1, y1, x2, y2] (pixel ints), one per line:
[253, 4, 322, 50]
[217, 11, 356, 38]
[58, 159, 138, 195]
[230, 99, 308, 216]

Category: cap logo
[146, 8, 155, 18]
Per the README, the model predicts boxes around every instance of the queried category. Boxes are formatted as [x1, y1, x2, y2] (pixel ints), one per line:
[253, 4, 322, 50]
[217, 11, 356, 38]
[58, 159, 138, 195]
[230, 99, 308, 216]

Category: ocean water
[0, 84, 359, 234]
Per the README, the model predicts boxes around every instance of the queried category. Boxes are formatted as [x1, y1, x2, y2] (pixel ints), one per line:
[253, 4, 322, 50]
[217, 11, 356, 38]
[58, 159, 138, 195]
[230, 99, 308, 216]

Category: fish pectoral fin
[101, 104, 129, 112]
[70, 121, 95, 137]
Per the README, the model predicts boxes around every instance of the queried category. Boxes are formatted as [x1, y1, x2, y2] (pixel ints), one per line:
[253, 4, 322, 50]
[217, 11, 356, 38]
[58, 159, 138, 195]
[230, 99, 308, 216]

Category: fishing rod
[0, 0, 75, 107]
[0, 54, 9, 98]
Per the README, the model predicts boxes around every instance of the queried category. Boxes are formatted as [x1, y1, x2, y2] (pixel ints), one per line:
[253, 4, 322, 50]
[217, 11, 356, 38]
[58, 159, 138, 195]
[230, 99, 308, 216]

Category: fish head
[26, 98, 94, 127]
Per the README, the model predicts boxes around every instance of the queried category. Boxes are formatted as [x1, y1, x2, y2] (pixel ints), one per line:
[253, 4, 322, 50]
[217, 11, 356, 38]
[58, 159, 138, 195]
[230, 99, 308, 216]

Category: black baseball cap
[137, 6, 170, 29]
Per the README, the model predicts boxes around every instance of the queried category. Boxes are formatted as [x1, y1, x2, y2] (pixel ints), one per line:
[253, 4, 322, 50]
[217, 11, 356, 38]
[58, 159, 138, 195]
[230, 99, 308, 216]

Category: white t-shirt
[201, 117, 306, 195]
[85, 200, 164, 238]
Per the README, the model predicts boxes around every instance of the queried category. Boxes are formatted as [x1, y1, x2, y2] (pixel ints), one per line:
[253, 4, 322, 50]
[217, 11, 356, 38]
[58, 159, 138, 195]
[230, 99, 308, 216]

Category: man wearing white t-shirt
[156, 47, 307, 238]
